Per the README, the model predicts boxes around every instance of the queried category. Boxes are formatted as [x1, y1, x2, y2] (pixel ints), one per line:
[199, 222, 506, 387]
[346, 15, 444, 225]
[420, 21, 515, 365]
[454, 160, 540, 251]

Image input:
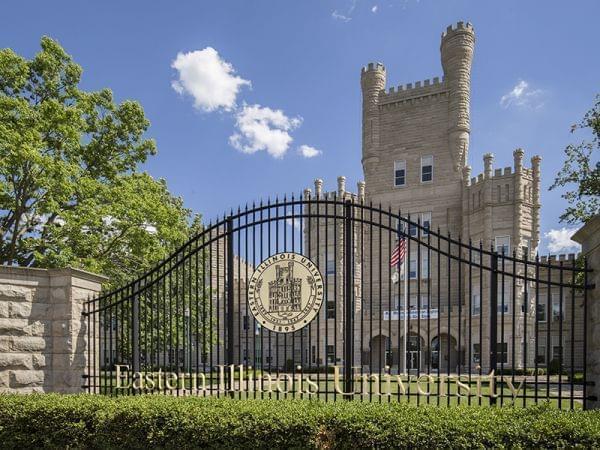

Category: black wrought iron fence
[83, 196, 593, 408]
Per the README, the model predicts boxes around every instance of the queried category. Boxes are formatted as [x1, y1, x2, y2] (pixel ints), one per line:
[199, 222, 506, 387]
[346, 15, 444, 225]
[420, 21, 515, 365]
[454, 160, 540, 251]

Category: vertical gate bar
[583, 257, 588, 410]
[478, 242, 483, 406]
[257, 203, 263, 399]
[387, 207, 392, 403]
[511, 250, 516, 404]
[360, 203, 364, 401]
[166, 250, 172, 395]
[237, 208, 242, 399]
[182, 244, 187, 385]
[212, 221, 217, 397]
[282, 198, 288, 398]
[344, 200, 354, 398]
[546, 262, 551, 402]
[446, 233, 451, 407]
[132, 282, 141, 383]
[522, 251, 528, 407]
[534, 254, 540, 405]
[267, 200, 272, 397]
[426, 229, 431, 404]
[417, 217, 422, 406]
[226, 216, 235, 397]
[369, 204, 373, 402]
[309, 195, 315, 397]
[85, 300, 90, 392]
[437, 230, 441, 406]
[468, 240, 473, 405]
[275, 199, 281, 398]
[378, 206, 383, 402]
[260, 202, 266, 399]
[489, 250, 498, 405]
[202, 233, 207, 397]
[501, 250, 506, 406]
[457, 234, 462, 406]
[251, 203, 256, 399]
[406, 215, 412, 401]
[243, 205, 248, 399]
[571, 258, 576, 409]
[334, 194, 340, 401]
[558, 260, 564, 408]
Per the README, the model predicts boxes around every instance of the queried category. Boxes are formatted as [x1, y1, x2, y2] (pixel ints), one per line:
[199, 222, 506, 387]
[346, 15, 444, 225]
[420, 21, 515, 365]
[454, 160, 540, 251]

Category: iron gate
[84, 195, 592, 408]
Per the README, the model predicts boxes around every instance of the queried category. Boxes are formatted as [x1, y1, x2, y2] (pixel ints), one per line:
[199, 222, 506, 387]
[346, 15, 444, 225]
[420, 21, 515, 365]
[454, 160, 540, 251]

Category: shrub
[0, 394, 599, 449]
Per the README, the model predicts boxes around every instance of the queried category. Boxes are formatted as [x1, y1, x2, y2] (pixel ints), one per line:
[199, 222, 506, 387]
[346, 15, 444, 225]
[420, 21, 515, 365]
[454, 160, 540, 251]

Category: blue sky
[2, 0, 598, 254]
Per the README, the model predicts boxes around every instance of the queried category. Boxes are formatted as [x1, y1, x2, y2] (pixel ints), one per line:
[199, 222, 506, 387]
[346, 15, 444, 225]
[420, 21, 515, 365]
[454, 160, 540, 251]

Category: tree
[0, 36, 199, 288]
[550, 95, 600, 224]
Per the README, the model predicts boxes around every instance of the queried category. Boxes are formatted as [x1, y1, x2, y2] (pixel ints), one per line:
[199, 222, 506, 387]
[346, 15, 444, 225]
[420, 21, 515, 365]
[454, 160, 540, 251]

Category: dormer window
[421, 155, 433, 182]
[394, 160, 406, 187]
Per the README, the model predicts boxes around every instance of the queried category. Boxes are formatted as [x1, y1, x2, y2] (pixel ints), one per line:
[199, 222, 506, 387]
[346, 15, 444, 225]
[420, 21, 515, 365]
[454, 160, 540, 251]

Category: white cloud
[544, 228, 581, 253]
[371, 5, 378, 12]
[286, 218, 301, 230]
[171, 47, 250, 112]
[298, 145, 322, 158]
[332, 10, 352, 21]
[500, 80, 544, 109]
[229, 104, 302, 158]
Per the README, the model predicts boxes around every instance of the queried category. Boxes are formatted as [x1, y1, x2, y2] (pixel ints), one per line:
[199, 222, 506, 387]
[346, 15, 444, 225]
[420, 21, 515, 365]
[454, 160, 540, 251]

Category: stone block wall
[0, 266, 106, 393]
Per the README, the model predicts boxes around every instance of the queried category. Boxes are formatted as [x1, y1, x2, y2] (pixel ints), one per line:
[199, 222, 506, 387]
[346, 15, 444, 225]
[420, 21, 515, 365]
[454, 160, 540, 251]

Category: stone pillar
[0, 266, 106, 393]
[572, 215, 600, 409]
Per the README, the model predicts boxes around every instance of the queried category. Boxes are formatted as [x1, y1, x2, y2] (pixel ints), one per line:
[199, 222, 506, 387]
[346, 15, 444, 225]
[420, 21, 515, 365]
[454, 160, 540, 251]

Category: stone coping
[0, 265, 108, 284]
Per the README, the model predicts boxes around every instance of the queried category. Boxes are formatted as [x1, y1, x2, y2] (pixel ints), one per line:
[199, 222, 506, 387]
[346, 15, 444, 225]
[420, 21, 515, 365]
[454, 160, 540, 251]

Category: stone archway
[431, 334, 458, 373]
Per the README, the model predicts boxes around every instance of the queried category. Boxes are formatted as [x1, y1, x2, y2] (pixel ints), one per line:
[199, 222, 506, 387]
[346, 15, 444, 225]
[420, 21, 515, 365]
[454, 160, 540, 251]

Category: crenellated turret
[441, 21, 475, 171]
[360, 63, 386, 174]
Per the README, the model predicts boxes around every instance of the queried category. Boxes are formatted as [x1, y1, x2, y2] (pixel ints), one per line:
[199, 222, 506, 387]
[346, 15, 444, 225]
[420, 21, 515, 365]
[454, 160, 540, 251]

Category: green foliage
[551, 95, 600, 224]
[0, 395, 599, 449]
[0, 37, 199, 288]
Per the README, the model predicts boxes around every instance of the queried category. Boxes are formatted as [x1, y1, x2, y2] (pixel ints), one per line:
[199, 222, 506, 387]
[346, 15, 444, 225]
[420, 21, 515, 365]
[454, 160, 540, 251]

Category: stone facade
[301, 22, 585, 375]
[0, 266, 106, 393]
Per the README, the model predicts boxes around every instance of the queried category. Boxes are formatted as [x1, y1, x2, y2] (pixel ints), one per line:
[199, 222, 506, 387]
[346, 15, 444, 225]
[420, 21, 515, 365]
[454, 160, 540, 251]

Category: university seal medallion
[248, 252, 324, 333]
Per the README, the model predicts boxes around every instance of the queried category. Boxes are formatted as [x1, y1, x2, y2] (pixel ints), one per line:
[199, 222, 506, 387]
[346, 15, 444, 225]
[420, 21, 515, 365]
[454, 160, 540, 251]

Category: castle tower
[359, 22, 475, 236]
[441, 22, 475, 171]
[360, 63, 386, 180]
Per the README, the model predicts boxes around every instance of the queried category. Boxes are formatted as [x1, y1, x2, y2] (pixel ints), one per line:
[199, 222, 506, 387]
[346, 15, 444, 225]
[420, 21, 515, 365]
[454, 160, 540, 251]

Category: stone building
[302, 22, 584, 375]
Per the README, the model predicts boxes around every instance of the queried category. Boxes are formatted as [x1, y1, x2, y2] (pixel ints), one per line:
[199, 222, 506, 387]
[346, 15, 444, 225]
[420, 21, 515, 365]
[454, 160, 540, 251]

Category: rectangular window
[326, 345, 335, 364]
[472, 292, 481, 316]
[498, 280, 511, 314]
[497, 342, 508, 364]
[421, 155, 433, 182]
[552, 293, 564, 321]
[243, 315, 249, 330]
[522, 238, 532, 258]
[495, 236, 510, 256]
[537, 297, 547, 322]
[326, 258, 335, 275]
[505, 184, 510, 201]
[394, 160, 406, 187]
[536, 338, 547, 365]
[393, 294, 400, 310]
[409, 258, 417, 279]
[473, 343, 481, 364]
[326, 301, 336, 319]
[552, 336, 563, 361]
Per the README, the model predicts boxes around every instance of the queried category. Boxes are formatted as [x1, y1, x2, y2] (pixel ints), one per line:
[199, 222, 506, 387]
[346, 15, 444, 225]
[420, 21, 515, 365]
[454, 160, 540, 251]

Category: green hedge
[0, 395, 599, 449]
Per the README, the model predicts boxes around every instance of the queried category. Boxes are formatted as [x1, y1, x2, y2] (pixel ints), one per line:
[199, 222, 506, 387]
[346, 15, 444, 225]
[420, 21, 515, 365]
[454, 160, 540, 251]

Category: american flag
[390, 235, 406, 267]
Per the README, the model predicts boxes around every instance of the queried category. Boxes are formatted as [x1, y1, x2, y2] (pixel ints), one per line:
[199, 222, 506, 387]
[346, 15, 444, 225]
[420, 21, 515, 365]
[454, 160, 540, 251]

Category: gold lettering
[115, 365, 130, 389]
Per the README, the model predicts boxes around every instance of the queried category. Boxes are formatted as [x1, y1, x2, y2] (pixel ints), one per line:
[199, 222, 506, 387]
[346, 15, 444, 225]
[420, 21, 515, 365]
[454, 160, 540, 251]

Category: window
[421, 212, 431, 236]
[326, 301, 336, 319]
[473, 343, 481, 364]
[326, 345, 335, 364]
[394, 160, 406, 187]
[536, 298, 547, 322]
[243, 315, 249, 330]
[497, 342, 508, 364]
[472, 292, 481, 316]
[497, 280, 511, 314]
[421, 155, 433, 182]
[409, 212, 431, 237]
[326, 258, 335, 275]
[504, 184, 510, 201]
[421, 253, 430, 279]
[497, 185, 502, 203]
[552, 293, 564, 321]
[409, 258, 417, 279]
[552, 336, 563, 361]
[536, 338, 546, 365]
[495, 236, 510, 256]
[393, 294, 400, 310]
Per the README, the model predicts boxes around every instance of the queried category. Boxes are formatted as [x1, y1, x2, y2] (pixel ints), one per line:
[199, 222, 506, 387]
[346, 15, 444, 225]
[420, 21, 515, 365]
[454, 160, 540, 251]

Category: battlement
[379, 76, 448, 105]
[304, 177, 363, 201]
[441, 21, 474, 40]
[466, 150, 540, 189]
[539, 253, 578, 264]
[361, 62, 385, 74]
